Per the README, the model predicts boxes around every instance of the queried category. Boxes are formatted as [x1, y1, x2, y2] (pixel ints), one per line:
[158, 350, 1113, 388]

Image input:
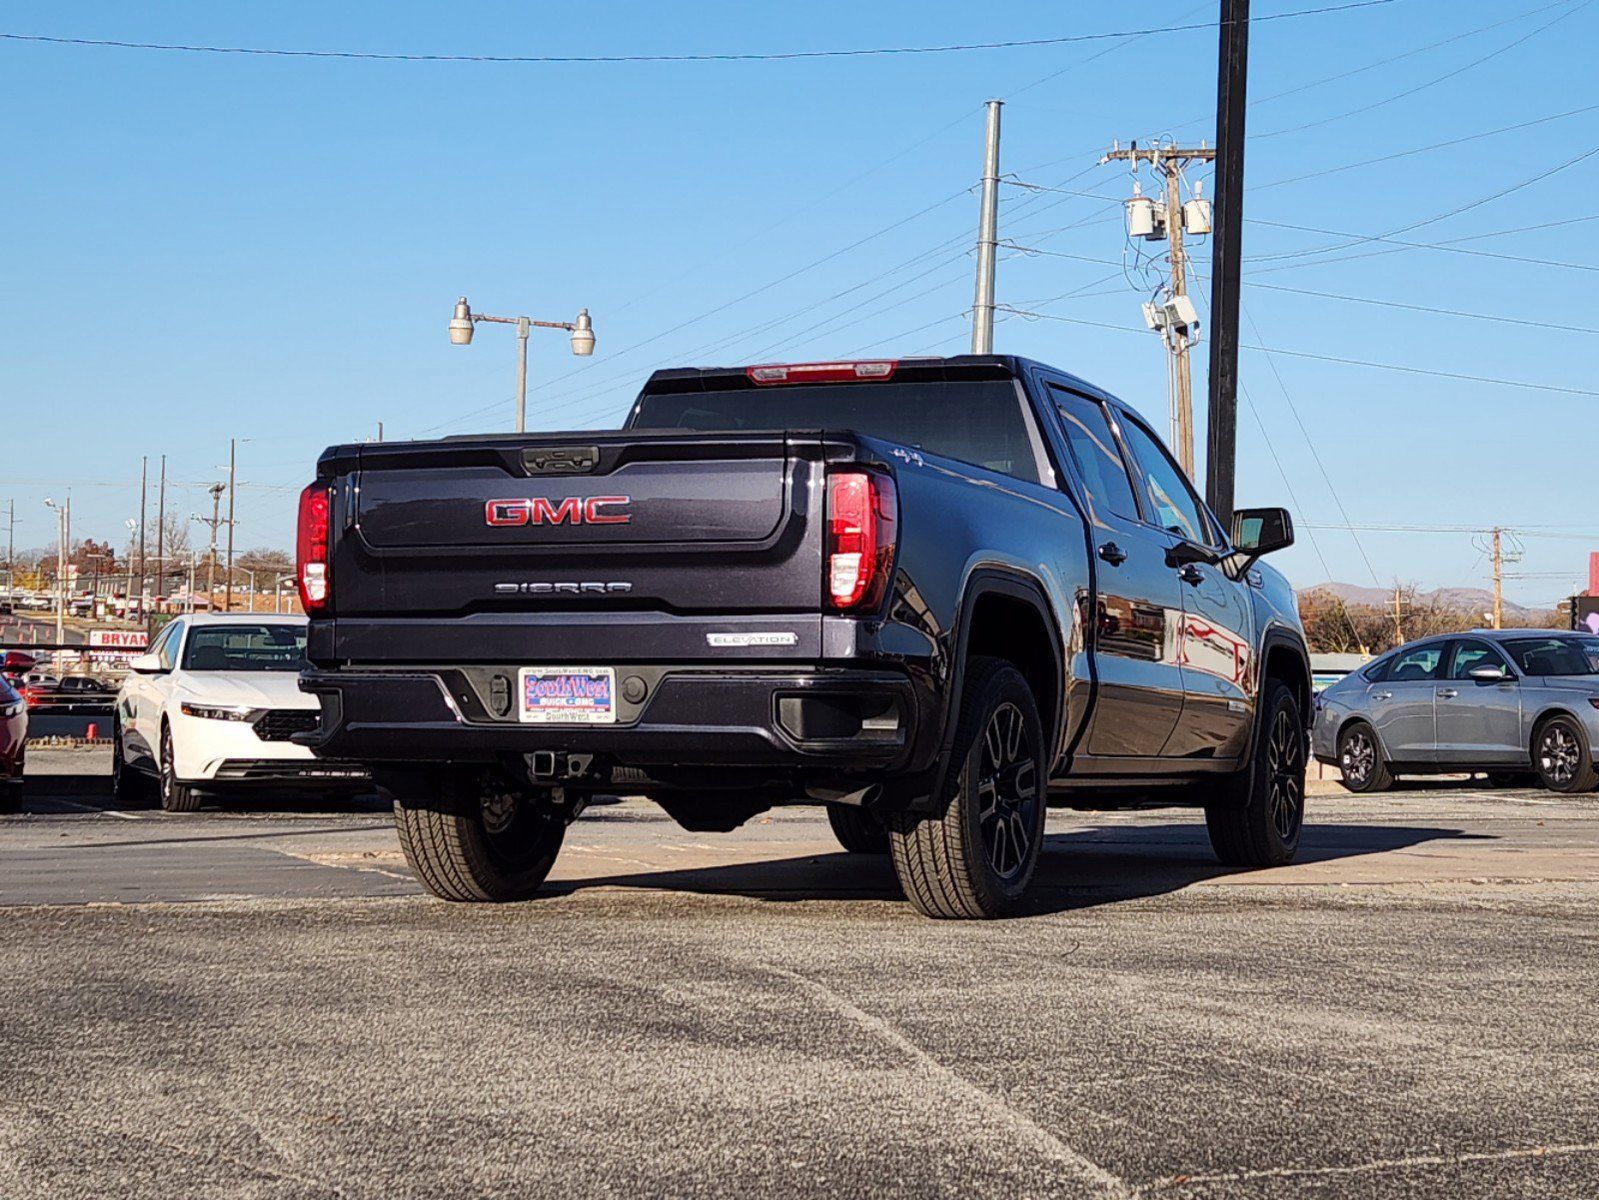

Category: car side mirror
[1468, 664, 1509, 683]
[128, 653, 163, 674]
[1231, 507, 1294, 557]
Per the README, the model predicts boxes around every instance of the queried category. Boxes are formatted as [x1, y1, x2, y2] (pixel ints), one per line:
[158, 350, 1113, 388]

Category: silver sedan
[1312, 629, 1599, 793]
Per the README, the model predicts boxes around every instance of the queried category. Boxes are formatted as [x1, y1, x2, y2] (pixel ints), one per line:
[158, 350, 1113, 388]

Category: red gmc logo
[484, 496, 632, 527]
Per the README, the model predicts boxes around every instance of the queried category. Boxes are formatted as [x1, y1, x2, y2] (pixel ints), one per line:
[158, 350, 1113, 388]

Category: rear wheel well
[965, 591, 1060, 740]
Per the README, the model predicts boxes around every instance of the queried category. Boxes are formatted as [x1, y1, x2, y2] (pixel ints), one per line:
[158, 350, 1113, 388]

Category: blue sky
[2, 0, 1595, 604]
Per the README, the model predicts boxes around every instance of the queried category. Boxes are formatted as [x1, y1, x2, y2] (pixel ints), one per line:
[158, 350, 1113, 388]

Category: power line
[1246, 217, 1599, 275]
[1013, 0, 1570, 178]
[0, 4, 1398, 65]
[1249, 141, 1599, 263]
[1244, 276, 1599, 335]
[994, 305, 1599, 397]
[1255, 101, 1599, 190]
[1255, 0, 1593, 138]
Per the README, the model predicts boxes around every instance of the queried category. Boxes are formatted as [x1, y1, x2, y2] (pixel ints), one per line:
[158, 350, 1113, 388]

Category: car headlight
[180, 702, 262, 722]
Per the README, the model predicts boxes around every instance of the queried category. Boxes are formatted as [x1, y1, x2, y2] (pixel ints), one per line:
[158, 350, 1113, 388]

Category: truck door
[1047, 386, 1185, 758]
[1113, 412, 1254, 758]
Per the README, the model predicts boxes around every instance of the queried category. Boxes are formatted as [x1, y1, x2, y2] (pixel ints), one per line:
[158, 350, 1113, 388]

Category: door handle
[1372, 690, 1392, 701]
[1437, 688, 1458, 699]
[1097, 541, 1128, 566]
[1177, 563, 1204, 587]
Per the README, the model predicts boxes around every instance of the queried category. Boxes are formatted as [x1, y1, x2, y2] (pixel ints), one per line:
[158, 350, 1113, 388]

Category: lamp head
[569, 308, 595, 357]
[449, 297, 475, 345]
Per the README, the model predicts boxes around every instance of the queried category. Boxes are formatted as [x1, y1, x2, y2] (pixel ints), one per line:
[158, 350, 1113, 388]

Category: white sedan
[112, 614, 368, 812]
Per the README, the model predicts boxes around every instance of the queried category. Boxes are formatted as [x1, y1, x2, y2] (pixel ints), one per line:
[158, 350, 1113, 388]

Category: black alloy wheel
[975, 701, 1041, 880]
[1265, 705, 1305, 843]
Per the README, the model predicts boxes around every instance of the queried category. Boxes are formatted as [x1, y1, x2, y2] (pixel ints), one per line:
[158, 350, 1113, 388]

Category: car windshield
[1501, 635, 1599, 677]
[181, 624, 307, 672]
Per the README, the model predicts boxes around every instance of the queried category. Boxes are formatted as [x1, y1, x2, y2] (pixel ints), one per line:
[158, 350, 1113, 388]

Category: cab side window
[1116, 415, 1218, 546]
[1051, 389, 1140, 521]
[1387, 644, 1444, 682]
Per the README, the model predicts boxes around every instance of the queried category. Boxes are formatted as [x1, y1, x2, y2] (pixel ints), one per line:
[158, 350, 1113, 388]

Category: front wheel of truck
[888, 657, 1046, 919]
[390, 769, 565, 902]
[1203, 681, 1306, 868]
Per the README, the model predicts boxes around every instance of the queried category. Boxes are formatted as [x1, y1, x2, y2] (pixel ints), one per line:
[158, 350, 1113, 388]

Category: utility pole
[194, 483, 226, 612]
[1491, 527, 1504, 630]
[970, 99, 1003, 354]
[225, 438, 237, 613]
[4, 500, 13, 599]
[137, 456, 148, 616]
[1102, 142, 1214, 473]
[1206, 0, 1251, 531]
[1392, 585, 1405, 647]
[156, 454, 166, 612]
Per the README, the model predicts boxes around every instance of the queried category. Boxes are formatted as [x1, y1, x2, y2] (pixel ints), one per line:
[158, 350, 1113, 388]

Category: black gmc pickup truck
[296, 355, 1310, 918]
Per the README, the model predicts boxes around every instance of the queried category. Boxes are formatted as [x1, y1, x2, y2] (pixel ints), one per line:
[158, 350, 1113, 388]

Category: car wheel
[1204, 682, 1308, 868]
[887, 657, 1046, 919]
[825, 802, 889, 854]
[158, 723, 202, 813]
[390, 768, 566, 902]
[1336, 720, 1392, 793]
[1533, 715, 1599, 793]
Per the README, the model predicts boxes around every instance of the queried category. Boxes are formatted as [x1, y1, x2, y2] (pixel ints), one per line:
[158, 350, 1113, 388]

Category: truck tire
[1336, 719, 1392, 793]
[391, 769, 566, 902]
[1532, 714, 1599, 793]
[826, 803, 888, 853]
[1204, 681, 1306, 868]
[888, 657, 1046, 919]
[158, 723, 202, 813]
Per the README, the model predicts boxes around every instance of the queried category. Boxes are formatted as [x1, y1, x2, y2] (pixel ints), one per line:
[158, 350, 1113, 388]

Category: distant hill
[1301, 582, 1550, 623]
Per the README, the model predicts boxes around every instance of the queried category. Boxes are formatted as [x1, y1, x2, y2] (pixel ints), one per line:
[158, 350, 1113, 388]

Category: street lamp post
[449, 297, 595, 433]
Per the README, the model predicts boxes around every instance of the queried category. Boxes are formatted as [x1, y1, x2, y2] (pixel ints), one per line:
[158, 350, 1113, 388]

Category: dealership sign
[88, 629, 148, 665]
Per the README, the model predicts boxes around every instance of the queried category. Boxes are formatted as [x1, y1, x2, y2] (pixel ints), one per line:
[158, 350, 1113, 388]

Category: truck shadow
[546, 821, 1488, 916]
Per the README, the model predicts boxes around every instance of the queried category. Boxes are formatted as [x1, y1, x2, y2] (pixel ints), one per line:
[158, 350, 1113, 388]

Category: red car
[0, 675, 25, 807]
[21, 681, 59, 711]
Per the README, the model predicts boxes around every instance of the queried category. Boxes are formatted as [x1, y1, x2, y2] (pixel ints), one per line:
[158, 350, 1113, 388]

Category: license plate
[517, 666, 616, 725]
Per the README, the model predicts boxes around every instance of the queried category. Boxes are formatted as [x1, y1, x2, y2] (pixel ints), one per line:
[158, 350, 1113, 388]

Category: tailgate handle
[523, 445, 599, 475]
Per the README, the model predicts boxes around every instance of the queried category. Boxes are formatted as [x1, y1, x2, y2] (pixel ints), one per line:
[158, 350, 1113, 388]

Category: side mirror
[1468, 664, 1509, 683]
[128, 653, 163, 674]
[1231, 507, 1294, 557]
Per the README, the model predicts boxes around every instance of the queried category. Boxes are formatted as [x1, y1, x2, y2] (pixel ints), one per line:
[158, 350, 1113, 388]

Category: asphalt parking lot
[2, 750, 1596, 1199]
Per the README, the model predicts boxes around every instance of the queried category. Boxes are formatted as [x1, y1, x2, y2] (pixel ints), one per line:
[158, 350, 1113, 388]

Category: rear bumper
[297, 665, 924, 778]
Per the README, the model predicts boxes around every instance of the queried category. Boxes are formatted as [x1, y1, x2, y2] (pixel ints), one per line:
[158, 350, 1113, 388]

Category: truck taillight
[826, 470, 896, 610]
[296, 483, 331, 613]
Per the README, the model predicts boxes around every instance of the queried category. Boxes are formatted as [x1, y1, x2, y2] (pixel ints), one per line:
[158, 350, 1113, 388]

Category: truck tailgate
[321, 431, 831, 663]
